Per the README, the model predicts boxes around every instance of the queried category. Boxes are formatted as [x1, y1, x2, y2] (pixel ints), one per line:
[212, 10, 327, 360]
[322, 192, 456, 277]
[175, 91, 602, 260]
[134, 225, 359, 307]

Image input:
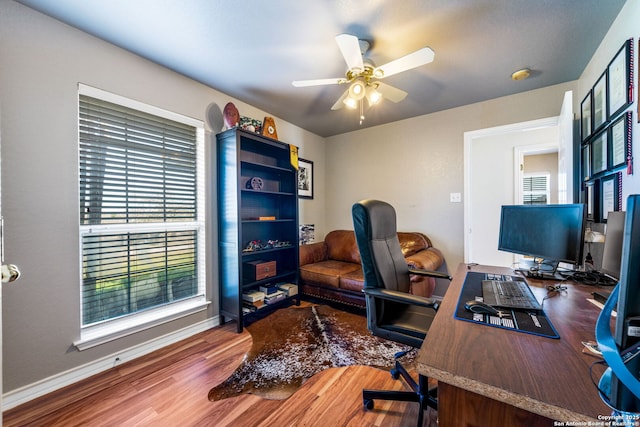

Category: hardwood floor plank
[4, 320, 434, 426]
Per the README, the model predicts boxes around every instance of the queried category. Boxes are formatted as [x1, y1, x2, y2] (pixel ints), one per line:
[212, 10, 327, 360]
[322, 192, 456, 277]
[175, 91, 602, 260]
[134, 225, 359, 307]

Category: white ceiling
[17, 0, 626, 137]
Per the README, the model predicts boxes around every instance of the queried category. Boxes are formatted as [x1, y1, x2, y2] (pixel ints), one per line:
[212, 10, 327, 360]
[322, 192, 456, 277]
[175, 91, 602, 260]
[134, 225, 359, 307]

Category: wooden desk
[416, 263, 612, 425]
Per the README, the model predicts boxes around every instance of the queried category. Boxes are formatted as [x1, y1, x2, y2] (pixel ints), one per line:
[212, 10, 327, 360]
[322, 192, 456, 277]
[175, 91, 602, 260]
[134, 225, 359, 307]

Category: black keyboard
[482, 279, 542, 310]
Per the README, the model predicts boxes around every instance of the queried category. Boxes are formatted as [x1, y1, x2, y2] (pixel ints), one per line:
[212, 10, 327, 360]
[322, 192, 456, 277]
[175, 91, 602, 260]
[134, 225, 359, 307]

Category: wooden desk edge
[416, 361, 599, 422]
[416, 263, 609, 422]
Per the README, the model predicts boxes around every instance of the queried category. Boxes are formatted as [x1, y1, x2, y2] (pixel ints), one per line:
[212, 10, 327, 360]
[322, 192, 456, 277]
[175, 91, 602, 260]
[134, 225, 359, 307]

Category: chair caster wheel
[390, 368, 400, 380]
[363, 399, 374, 410]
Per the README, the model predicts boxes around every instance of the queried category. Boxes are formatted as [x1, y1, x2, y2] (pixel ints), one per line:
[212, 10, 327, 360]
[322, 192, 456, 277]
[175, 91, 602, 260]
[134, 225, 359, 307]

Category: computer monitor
[609, 195, 640, 412]
[601, 211, 626, 280]
[498, 204, 586, 274]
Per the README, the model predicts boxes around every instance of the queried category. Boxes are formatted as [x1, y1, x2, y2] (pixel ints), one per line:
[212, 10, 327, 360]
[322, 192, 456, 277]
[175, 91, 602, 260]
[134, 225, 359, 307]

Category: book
[264, 290, 286, 304]
[242, 290, 265, 303]
[277, 283, 298, 297]
[259, 284, 279, 295]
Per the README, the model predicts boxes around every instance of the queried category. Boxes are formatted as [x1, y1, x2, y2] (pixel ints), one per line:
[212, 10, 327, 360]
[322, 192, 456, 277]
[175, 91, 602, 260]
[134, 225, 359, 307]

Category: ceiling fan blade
[335, 33, 364, 72]
[292, 77, 346, 87]
[374, 47, 435, 78]
[330, 89, 349, 110]
[376, 82, 408, 103]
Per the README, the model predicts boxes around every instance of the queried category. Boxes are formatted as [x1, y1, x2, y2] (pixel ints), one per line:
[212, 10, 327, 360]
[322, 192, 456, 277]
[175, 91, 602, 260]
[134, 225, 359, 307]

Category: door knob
[1, 264, 20, 283]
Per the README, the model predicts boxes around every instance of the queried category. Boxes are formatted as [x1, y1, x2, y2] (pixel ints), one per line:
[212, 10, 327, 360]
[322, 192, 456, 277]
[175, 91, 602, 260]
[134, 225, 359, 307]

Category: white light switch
[450, 193, 462, 203]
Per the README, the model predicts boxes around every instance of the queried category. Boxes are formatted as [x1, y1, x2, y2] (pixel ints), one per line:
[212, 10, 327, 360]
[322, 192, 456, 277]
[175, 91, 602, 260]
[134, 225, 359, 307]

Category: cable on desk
[541, 283, 568, 307]
[569, 271, 618, 286]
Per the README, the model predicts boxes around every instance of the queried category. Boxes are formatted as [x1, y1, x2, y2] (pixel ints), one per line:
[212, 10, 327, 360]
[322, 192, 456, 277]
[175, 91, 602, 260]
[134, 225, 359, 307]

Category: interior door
[557, 91, 575, 204]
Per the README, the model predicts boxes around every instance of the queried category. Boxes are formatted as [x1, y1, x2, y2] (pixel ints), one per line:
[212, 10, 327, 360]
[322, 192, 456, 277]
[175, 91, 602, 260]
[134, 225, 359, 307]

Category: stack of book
[277, 282, 298, 297]
[264, 290, 286, 305]
[242, 290, 265, 312]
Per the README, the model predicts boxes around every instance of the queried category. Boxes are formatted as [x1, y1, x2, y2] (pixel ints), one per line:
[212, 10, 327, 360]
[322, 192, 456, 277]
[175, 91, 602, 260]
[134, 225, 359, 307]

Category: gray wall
[0, 1, 325, 392]
[324, 82, 576, 270]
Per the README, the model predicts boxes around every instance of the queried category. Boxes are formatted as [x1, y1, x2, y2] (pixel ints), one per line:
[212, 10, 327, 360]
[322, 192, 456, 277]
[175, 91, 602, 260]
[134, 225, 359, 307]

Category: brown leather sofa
[299, 229, 446, 307]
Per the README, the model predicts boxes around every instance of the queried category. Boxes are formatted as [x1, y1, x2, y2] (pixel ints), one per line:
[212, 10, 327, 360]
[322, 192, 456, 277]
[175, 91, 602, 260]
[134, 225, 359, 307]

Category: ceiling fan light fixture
[343, 96, 358, 109]
[366, 85, 382, 106]
[348, 80, 366, 100]
[293, 33, 435, 125]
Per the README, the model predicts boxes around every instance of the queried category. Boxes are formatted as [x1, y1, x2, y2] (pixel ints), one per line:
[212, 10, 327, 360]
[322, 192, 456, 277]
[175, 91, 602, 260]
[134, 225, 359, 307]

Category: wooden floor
[3, 317, 435, 426]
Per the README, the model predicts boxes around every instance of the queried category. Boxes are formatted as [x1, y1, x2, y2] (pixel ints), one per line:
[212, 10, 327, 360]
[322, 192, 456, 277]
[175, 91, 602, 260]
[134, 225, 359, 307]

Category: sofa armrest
[299, 241, 328, 266]
[405, 246, 447, 297]
[405, 246, 444, 271]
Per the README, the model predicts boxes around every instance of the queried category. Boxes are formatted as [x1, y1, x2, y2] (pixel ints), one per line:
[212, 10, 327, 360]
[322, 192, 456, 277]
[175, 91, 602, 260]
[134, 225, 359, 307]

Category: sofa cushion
[339, 269, 365, 292]
[324, 230, 361, 264]
[299, 260, 361, 289]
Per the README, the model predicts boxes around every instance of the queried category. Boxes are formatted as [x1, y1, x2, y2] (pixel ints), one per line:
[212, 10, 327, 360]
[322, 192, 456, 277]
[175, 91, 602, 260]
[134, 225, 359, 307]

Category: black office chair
[352, 199, 451, 426]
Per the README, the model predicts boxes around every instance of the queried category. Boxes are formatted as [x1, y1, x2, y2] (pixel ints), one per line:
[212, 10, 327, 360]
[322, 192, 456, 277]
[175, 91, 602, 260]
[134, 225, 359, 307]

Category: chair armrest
[299, 242, 327, 266]
[408, 268, 452, 281]
[363, 287, 440, 310]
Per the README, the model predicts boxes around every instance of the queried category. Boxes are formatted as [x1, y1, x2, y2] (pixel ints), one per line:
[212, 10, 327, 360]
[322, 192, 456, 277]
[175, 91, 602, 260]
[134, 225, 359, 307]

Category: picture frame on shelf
[609, 111, 632, 170]
[582, 144, 591, 182]
[600, 173, 621, 222]
[591, 130, 608, 175]
[585, 179, 599, 222]
[607, 39, 633, 120]
[592, 71, 608, 132]
[581, 91, 592, 141]
[297, 157, 314, 199]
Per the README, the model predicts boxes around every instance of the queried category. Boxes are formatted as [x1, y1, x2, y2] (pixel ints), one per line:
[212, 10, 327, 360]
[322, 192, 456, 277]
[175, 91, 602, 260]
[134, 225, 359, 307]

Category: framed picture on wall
[600, 173, 620, 222]
[607, 39, 633, 119]
[581, 91, 593, 141]
[609, 111, 631, 170]
[591, 130, 608, 175]
[592, 71, 608, 132]
[297, 157, 314, 199]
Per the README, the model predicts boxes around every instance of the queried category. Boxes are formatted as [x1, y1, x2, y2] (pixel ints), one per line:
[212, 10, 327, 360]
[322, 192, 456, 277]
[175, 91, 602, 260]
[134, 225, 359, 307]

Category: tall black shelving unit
[216, 128, 300, 332]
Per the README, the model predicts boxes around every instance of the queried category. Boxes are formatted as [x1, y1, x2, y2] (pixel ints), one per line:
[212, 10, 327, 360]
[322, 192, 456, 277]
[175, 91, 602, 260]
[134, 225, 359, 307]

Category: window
[522, 173, 550, 205]
[77, 85, 206, 348]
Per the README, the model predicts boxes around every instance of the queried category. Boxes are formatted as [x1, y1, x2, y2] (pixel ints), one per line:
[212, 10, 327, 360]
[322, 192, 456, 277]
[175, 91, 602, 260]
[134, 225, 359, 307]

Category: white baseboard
[2, 316, 220, 411]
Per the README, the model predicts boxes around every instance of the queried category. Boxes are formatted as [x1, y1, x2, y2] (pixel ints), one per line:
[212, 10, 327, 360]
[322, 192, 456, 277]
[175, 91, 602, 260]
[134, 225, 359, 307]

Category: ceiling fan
[292, 34, 435, 124]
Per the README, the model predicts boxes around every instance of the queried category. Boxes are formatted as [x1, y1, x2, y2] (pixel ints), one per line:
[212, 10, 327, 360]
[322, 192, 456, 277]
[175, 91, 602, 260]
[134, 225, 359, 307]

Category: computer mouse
[464, 300, 500, 316]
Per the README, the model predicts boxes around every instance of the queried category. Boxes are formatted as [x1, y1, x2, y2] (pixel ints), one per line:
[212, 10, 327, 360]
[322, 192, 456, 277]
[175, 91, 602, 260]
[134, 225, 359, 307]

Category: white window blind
[78, 87, 205, 331]
[522, 173, 550, 205]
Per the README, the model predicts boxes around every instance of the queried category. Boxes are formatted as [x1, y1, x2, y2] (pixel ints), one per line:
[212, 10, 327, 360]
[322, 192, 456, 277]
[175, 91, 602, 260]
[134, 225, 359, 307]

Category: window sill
[74, 297, 210, 351]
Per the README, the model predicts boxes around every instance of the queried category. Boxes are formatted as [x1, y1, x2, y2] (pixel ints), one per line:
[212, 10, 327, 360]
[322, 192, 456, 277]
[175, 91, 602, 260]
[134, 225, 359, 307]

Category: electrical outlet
[450, 193, 462, 203]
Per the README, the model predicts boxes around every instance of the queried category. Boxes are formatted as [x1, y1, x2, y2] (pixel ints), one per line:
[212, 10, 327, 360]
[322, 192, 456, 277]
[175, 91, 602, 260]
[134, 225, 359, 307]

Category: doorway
[463, 91, 574, 267]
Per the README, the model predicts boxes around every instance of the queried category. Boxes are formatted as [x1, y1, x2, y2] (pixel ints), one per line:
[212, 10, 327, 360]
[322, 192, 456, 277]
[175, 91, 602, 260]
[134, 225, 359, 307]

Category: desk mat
[454, 271, 560, 339]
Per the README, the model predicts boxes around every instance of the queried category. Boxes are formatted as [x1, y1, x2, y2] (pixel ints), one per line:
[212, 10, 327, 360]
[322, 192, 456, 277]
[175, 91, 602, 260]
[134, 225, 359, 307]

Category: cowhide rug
[208, 304, 415, 401]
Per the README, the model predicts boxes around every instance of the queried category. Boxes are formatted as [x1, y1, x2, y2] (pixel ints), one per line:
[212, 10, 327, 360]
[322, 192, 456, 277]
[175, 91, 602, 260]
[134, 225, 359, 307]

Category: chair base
[363, 358, 437, 426]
